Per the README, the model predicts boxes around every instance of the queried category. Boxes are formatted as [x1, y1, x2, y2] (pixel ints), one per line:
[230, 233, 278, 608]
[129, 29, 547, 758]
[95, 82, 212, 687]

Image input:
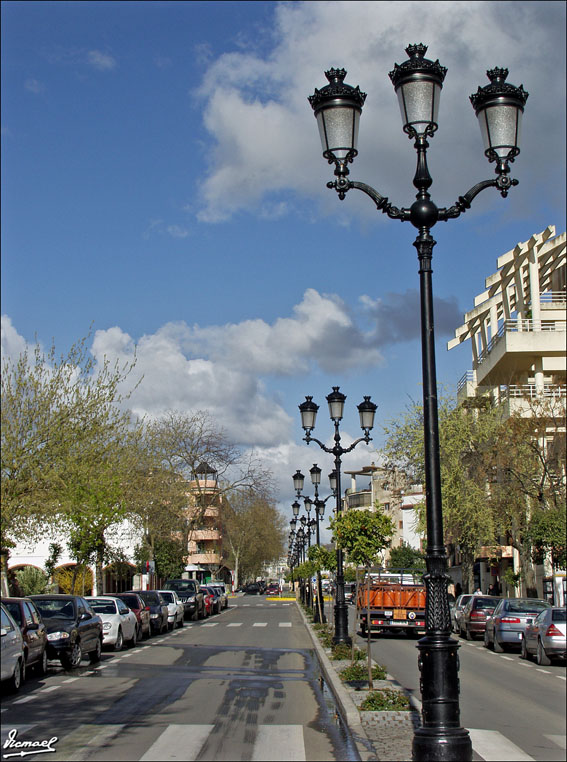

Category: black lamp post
[292, 465, 336, 623]
[309, 44, 527, 762]
[299, 387, 377, 645]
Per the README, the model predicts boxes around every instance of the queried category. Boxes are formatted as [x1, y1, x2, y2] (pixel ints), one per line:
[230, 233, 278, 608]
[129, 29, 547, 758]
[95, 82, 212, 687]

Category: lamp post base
[412, 727, 472, 762]
[332, 601, 352, 646]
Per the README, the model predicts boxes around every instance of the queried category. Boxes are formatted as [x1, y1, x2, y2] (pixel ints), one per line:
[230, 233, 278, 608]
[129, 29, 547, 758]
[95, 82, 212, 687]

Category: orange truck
[357, 570, 426, 636]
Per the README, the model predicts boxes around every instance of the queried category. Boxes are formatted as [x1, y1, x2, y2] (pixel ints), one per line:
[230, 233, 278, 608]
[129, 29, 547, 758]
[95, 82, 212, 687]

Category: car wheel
[520, 634, 531, 660]
[89, 638, 102, 664]
[62, 641, 82, 669]
[484, 630, 491, 649]
[198, 605, 206, 620]
[36, 648, 48, 676]
[177, 615, 184, 628]
[465, 626, 473, 641]
[136, 624, 143, 642]
[114, 628, 124, 651]
[536, 638, 551, 666]
[129, 626, 138, 648]
[493, 634, 504, 652]
[8, 658, 24, 693]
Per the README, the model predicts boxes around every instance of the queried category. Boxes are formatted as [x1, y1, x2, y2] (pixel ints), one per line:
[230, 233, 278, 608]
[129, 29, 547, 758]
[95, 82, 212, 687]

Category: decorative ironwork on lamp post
[299, 387, 377, 645]
[308, 43, 527, 762]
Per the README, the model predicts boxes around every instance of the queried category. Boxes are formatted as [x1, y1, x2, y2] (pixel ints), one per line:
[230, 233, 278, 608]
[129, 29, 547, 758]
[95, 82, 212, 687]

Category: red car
[114, 592, 152, 640]
[200, 588, 215, 617]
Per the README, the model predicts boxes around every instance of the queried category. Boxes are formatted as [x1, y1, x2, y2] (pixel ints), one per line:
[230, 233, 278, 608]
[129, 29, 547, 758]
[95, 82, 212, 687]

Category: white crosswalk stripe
[279, 622, 292, 628]
[468, 728, 534, 761]
[139, 724, 305, 762]
[253, 622, 267, 627]
[226, 622, 242, 627]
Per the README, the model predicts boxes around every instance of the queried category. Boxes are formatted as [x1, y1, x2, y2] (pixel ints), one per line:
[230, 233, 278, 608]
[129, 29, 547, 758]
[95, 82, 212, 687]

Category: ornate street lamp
[299, 386, 377, 644]
[309, 43, 527, 762]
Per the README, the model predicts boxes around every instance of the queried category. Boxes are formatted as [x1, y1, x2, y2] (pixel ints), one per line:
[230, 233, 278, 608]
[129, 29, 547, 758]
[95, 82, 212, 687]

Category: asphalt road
[1, 597, 359, 762]
[338, 601, 567, 762]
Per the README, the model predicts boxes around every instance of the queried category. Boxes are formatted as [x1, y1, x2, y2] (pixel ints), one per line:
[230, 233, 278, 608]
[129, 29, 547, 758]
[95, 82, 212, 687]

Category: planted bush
[360, 689, 411, 711]
[331, 643, 365, 661]
[339, 662, 387, 682]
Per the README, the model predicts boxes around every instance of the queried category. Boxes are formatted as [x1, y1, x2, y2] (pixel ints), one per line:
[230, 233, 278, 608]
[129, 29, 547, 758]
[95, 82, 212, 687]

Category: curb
[296, 602, 379, 762]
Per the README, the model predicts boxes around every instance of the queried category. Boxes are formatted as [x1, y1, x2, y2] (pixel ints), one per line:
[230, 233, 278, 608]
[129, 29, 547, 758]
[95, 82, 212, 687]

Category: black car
[164, 579, 205, 621]
[2, 597, 49, 676]
[29, 595, 103, 669]
[243, 583, 261, 595]
[126, 591, 168, 634]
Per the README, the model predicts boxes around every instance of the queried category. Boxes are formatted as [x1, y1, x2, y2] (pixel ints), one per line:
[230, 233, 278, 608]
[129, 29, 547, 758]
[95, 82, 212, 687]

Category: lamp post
[299, 387, 377, 645]
[293, 465, 337, 623]
[309, 44, 527, 762]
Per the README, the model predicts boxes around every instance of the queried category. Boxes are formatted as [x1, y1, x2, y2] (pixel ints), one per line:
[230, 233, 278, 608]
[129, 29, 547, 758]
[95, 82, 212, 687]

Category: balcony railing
[457, 370, 475, 393]
[345, 491, 372, 509]
[540, 291, 567, 306]
[499, 384, 566, 400]
[477, 319, 567, 364]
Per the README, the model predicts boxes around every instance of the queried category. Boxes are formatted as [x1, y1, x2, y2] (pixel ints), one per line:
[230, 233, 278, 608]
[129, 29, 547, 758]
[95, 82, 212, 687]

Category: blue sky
[2, 1, 566, 523]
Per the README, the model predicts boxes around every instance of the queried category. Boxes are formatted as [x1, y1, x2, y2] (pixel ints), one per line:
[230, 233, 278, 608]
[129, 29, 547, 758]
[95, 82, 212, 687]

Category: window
[116, 599, 129, 614]
[383, 503, 390, 511]
[23, 603, 35, 626]
[1, 606, 14, 631]
[399, 521, 403, 529]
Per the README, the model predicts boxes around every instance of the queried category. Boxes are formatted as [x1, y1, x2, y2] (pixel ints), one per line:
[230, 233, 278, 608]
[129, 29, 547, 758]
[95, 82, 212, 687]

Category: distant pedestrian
[474, 586, 481, 594]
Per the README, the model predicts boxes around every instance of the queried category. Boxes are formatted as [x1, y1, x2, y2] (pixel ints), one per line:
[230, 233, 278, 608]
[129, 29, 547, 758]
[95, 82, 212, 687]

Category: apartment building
[448, 225, 566, 603]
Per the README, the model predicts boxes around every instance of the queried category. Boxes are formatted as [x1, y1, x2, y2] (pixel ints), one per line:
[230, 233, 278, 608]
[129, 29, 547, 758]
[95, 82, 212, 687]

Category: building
[343, 462, 425, 562]
[448, 225, 566, 603]
[183, 463, 232, 586]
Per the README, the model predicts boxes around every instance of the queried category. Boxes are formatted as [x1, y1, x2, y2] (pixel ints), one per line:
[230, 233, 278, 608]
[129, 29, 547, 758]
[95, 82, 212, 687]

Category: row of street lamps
[291, 42, 527, 762]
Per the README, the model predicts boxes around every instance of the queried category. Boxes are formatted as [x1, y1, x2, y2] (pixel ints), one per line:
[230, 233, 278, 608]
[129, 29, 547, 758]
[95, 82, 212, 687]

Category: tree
[330, 508, 394, 684]
[388, 542, 426, 570]
[222, 491, 286, 586]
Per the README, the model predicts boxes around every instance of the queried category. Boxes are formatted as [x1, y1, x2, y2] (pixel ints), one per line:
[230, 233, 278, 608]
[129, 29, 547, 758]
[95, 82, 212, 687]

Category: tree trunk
[352, 567, 360, 664]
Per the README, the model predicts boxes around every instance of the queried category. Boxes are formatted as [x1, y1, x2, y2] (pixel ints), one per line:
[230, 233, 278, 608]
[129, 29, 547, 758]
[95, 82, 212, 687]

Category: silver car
[484, 597, 550, 652]
[521, 606, 566, 665]
[210, 585, 228, 610]
[452, 594, 473, 634]
[1, 602, 25, 693]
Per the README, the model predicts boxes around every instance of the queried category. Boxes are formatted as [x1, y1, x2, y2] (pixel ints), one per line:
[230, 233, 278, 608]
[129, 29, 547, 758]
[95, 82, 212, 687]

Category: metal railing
[457, 370, 475, 393]
[540, 291, 567, 305]
[499, 384, 567, 400]
[477, 319, 567, 364]
[345, 491, 372, 509]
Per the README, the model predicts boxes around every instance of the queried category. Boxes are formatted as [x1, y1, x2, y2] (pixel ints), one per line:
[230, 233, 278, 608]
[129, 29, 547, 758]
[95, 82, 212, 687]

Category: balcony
[495, 384, 566, 419]
[186, 553, 222, 565]
[191, 529, 221, 541]
[345, 491, 372, 509]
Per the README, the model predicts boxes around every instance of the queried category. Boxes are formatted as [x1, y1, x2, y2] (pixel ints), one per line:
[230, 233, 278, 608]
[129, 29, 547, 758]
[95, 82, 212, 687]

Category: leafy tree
[388, 542, 426, 570]
[135, 536, 186, 581]
[14, 566, 48, 596]
[330, 508, 394, 683]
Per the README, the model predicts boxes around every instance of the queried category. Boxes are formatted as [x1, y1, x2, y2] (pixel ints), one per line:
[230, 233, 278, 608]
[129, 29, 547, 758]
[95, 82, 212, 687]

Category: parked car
[200, 586, 222, 615]
[345, 583, 356, 604]
[86, 596, 138, 650]
[1, 602, 25, 692]
[522, 606, 567, 665]
[460, 595, 500, 640]
[210, 584, 229, 610]
[157, 590, 185, 629]
[29, 595, 102, 669]
[452, 594, 473, 634]
[484, 597, 550, 652]
[114, 592, 151, 640]
[2, 596, 48, 675]
[243, 583, 261, 595]
[163, 579, 206, 621]
[266, 582, 280, 596]
[125, 591, 168, 635]
[201, 588, 215, 617]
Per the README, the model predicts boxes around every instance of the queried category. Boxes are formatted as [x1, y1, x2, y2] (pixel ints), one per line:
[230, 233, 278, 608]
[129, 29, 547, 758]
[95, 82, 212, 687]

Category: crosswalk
[2, 722, 564, 762]
[189, 621, 294, 628]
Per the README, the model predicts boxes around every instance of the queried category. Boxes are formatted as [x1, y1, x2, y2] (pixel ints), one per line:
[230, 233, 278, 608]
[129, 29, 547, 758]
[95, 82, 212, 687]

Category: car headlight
[47, 631, 70, 641]
[150, 613, 159, 618]
[103, 622, 112, 631]
[186, 595, 196, 603]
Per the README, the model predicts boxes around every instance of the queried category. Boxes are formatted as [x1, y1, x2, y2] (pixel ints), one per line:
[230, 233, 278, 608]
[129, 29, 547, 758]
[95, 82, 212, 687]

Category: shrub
[339, 663, 387, 682]
[14, 566, 48, 596]
[331, 643, 365, 661]
[360, 689, 411, 711]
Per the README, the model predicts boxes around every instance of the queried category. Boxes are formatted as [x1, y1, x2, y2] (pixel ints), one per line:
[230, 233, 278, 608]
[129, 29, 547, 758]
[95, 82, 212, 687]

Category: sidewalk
[296, 601, 419, 762]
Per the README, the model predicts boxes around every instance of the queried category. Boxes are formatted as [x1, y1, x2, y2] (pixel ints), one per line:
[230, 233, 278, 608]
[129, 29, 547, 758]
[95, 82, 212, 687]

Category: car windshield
[89, 601, 117, 615]
[474, 597, 500, 609]
[507, 599, 550, 614]
[166, 581, 195, 592]
[34, 599, 75, 618]
[4, 602, 22, 625]
[458, 596, 472, 607]
[552, 609, 566, 622]
[118, 596, 139, 608]
[139, 593, 157, 604]
[160, 593, 174, 603]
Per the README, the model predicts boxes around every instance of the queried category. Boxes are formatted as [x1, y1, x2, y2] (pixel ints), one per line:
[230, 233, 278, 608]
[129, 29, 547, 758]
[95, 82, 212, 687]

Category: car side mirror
[0, 628, 7, 637]
[80, 612, 92, 621]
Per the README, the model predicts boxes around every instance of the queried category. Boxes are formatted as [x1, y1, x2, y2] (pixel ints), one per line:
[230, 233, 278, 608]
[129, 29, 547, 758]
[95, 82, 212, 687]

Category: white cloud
[24, 79, 45, 94]
[194, 1, 565, 223]
[166, 225, 190, 239]
[86, 50, 117, 71]
[1, 315, 31, 361]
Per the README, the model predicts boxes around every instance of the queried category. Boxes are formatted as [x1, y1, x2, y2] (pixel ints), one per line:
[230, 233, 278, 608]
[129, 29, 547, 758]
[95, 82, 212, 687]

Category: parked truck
[357, 569, 426, 636]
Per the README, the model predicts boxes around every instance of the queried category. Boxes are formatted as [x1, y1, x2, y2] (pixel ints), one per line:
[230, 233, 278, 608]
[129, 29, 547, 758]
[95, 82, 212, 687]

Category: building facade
[448, 226, 566, 604]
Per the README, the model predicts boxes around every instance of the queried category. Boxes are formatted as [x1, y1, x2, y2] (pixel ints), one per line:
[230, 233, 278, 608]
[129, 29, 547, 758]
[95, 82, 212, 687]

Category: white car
[157, 590, 185, 629]
[1, 603, 25, 692]
[86, 596, 138, 651]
